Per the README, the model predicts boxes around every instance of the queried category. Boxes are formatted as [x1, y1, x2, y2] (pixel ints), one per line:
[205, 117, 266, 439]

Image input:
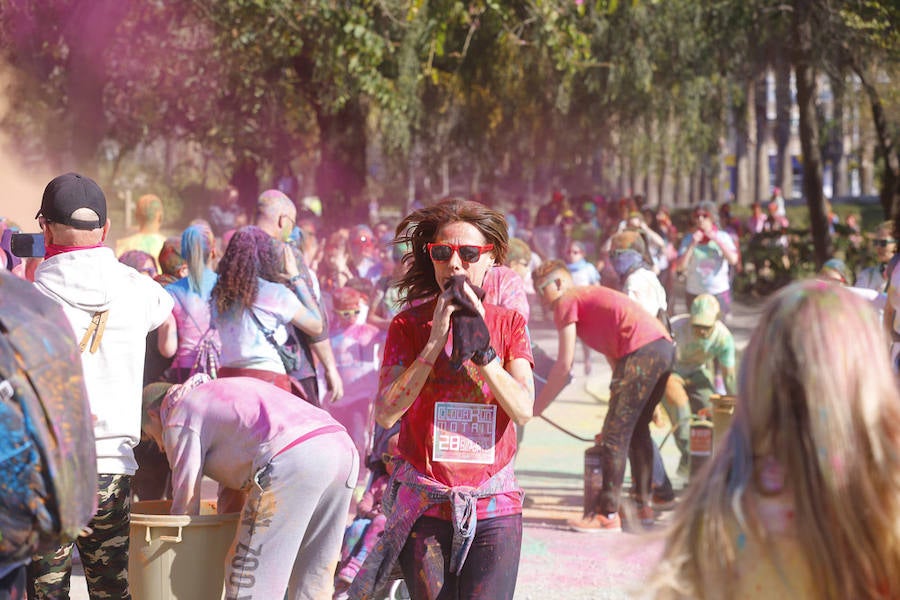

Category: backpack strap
[248, 309, 278, 347]
[172, 288, 204, 332]
[78, 310, 109, 354]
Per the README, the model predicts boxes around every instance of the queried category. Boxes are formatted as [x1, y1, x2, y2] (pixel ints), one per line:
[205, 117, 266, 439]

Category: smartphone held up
[10, 233, 45, 258]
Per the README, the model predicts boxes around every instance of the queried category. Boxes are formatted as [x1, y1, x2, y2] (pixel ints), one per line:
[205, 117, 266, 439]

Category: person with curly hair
[350, 198, 534, 600]
[211, 225, 322, 392]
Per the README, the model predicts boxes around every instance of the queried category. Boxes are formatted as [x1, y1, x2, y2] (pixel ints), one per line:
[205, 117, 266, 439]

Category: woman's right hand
[427, 289, 458, 349]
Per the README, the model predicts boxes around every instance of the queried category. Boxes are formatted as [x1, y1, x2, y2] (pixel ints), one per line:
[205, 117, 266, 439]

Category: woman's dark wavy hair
[212, 226, 280, 314]
[393, 197, 508, 305]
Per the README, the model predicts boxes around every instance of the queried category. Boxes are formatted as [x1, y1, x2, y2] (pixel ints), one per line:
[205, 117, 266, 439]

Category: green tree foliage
[0, 0, 896, 226]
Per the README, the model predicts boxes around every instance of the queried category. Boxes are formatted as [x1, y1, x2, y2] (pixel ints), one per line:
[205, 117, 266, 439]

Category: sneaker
[567, 512, 622, 533]
[651, 493, 677, 511]
[676, 455, 690, 478]
[637, 505, 656, 527]
[337, 557, 363, 584]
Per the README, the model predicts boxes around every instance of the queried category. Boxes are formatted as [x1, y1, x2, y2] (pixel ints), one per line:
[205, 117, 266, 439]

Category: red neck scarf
[44, 243, 105, 260]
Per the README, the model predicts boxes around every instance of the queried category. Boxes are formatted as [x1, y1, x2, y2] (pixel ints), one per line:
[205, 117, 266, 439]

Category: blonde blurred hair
[649, 279, 900, 599]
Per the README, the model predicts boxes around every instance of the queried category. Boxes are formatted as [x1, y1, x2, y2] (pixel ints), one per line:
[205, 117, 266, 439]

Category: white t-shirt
[679, 230, 737, 296]
[214, 278, 302, 373]
[623, 267, 667, 318]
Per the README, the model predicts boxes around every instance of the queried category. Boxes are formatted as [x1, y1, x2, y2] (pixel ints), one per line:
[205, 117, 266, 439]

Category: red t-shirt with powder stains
[553, 286, 670, 359]
[381, 299, 533, 520]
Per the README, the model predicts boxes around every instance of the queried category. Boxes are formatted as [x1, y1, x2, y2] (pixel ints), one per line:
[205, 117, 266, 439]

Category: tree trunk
[618, 155, 631, 196]
[855, 70, 900, 222]
[793, 1, 831, 267]
[699, 164, 708, 203]
[774, 52, 793, 199]
[470, 159, 482, 197]
[689, 168, 698, 206]
[754, 72, 769, 206]
[657, 152, 668, 208]
[63, 1, 130, 170]
[315, 98, 367, 225]
[830, 76, 850, 198]
[441, 154, 450, 198]
[734, 89, 752, 206]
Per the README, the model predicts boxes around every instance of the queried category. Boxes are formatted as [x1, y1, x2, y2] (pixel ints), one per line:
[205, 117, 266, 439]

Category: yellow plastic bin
[129, 500, 239, 600]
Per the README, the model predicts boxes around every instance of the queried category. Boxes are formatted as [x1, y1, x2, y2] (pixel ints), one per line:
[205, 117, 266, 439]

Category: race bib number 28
[432, 402, 496, 464]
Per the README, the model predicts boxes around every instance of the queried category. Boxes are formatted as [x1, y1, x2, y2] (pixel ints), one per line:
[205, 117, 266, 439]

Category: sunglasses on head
[426, 242, 494, 262]
[874, 239, 896, 248]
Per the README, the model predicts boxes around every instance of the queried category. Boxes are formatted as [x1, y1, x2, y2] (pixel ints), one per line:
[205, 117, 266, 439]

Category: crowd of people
[3, 172, 900, 600]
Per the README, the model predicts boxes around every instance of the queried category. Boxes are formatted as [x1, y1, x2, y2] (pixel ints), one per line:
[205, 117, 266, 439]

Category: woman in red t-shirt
[355, 197, 534, 600]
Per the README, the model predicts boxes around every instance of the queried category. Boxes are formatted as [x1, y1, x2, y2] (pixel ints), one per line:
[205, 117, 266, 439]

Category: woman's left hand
[459, 279, 486, 318]
[281, 245, 300, 281]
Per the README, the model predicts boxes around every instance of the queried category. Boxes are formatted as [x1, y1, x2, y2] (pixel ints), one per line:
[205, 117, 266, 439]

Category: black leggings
[398, 514, 522, 600]
[596, 337, 674, 514]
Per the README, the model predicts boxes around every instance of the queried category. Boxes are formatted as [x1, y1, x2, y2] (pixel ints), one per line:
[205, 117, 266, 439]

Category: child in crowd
[325, 286, 381, 487]
[334, 433, 400, 597]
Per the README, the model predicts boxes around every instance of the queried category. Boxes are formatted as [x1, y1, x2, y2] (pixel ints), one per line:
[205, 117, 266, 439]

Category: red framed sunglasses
[426, 242, 494, 262]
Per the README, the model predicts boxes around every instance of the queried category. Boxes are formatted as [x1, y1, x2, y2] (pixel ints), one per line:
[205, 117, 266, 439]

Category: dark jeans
[0, 566, 25, 600]
[131, 437, 171, 501]
[296, 375, 320, 407]
[399, 514, 522, 600]
[596, 338, 674, 514]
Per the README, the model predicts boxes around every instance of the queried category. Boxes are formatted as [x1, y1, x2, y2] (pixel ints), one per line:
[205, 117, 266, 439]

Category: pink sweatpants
[224, 431, 359, 600]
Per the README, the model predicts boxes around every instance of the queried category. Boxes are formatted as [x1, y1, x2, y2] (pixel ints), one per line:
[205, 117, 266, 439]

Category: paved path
[68, 295, 764, 599]
[512, 295, 762, 599]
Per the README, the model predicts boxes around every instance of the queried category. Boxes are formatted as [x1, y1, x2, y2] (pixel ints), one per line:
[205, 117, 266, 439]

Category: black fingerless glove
[471, 346, 497, 366]
[446, 275, 492, 369]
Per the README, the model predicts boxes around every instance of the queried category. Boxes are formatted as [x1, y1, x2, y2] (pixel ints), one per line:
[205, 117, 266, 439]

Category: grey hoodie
[35, 246, 173, 475]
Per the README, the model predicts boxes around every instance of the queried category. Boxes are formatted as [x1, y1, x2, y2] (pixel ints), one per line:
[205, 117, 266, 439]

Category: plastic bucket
[711, 394, 737, 452]
[129, 500, 239, 600]
[583, 442, 604, 515]
[688, 417, 713, 480]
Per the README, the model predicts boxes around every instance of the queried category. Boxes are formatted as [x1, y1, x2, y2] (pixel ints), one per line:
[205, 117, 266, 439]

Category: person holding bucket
[141, 374, 358, 599]
[663, 294, 737, 476]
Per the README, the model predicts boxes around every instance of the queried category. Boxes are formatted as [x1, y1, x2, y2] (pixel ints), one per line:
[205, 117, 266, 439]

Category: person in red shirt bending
[532, 260, 675, 533]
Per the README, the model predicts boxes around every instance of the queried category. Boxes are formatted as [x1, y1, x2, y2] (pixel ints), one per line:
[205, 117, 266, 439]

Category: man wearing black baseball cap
[35, 172, 108, 231]
[28, 173, 174, 599]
